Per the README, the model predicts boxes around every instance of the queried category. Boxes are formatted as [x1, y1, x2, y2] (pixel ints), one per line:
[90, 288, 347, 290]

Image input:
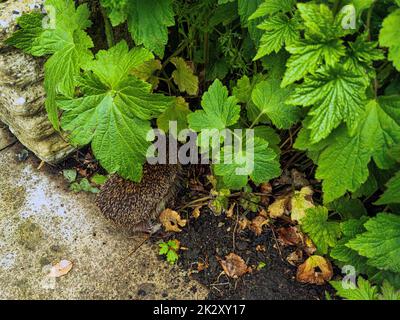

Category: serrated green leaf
[379, 281, 400, 300]
[327, 197, 367, 220]
[60, 41, 174, 181]
[331, 277, 379, 300]
[166, 249, 179, 264]
[251, 78, 301, 129]
[301, 206, 341, 254]
[375, 171, 400, 205]
[249, 0, 296, 20]
[379, 9, 400, 71]
[171, 57, 199, 96]
[159, 242, 169, 255]
[188, 79, 240, 132]
[281, 39, 346, 87]
[287, 65, 367, 143]
[5, 12, 44, 55]
[254, 14, 299, 59]
[213, 137, 281, 190]
[253, 125, 281, 153]
[157, 97, 191, 140]
[347, 213, 400, 273]
[126, 0, 175, 57]
[315, 97, 400, 203]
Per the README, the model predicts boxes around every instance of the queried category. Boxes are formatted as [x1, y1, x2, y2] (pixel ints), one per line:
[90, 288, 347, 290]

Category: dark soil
[154, 208, 335, 300]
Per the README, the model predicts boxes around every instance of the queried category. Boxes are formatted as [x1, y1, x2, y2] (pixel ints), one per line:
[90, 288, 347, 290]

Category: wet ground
[0, 141, 208, 299]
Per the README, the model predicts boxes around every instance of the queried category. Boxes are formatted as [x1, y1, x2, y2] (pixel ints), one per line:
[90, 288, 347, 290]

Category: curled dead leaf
[277, 226, 304, 246]
[48, 259, 73, 278]
[290, 186, 314, 222]
[250, 215, 269, 236]
[238, 217, 251, 231]
[192, 206, 202, 219]
[268, 195, 290, 218]
[286, 250, 303, 266]
[256, 245, 266, 252]
[296, 255, 333, 285]
[260, 182, 272, 194]
[159, 209, 187, 232]
[304, 236, 317, 256]
[218, 253, 252, 278]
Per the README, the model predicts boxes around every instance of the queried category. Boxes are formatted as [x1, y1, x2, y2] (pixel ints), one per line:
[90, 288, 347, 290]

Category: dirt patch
[154, 208, 334, 300]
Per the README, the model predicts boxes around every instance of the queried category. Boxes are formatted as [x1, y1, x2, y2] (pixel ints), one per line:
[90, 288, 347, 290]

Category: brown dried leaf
[268, 195, 290, 218]
[296, 255, 333, 285]
[49, 260, 73, 278]
[159, 209, 187, 232]
[197, 261, 209, 272]
[226, 203, 236, 218]
[290, 186, 314, 222]
[238, 217, 251, 231]
[256, 245, 266, 252]
[250, 215, 269, 236]
[277, 226, 304, 246]
[290, 169, 310, 188]
[286, 250, 303, 266]
[304, 236, 317, 256]
[192, 206, 202, 219]
[260, 182, 272, 194]
[218, 253, 252, 278]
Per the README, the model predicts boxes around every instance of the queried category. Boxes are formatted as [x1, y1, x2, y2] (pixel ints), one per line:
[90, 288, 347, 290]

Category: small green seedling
[256, 261, 266, 271]
[62, 169, 100, 194]
[159, 239, 180, 265]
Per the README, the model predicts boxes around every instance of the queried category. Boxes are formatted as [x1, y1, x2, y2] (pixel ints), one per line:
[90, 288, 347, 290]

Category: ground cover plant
[5, 0, 400, 299]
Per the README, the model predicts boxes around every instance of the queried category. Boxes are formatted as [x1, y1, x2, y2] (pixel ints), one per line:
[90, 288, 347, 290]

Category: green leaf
[159, 242, 169, 255]
[287, 65, 367, 143]
[316, 97, 400, 203]
[331, 277, 379, 300]
[253, 125, 281, 154]
[60, 41, 174, 181]
[327, 197, 367, 220]
[100, 0, 128, 26]
[91, 174, 108, 186]
[188, 79, 240, 132]
[249, 0, 296, 20]
[281, 39, 346, 87]
[63, 169, 77, 183]
[379, 9, 400, 71]
[5, 12, 44, 55]
[251, 78, 302, 129]
[126, 0, 175, 57]
[254, 14, 299, 60]
[21, 0, 95, 130]
[379, 281, 400, 300]
[166, 249, 179, 264]
[157, 97, 192, 141]
[347, 213, 400, 273]
[171, 57, 199, 96]
[301, 206, 341, 254]
[213, 137, 281, 190]
[375, 171, 400, 205]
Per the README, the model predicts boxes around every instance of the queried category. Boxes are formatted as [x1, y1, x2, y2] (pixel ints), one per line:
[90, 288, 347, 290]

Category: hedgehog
[96, 163, 183, 235]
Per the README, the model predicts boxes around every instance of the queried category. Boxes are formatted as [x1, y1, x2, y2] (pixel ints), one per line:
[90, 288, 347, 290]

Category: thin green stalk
[100, 6, 115, 48]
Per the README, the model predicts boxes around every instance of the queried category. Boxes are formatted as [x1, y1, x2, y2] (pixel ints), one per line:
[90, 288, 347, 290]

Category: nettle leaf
[5, 11, 44, 55]
[287, 65, 367, 143]
[127, 0, 175, 57]
[188, 79, 240, 132]
[301, 206, 341, 254]
[331, 277, 379, 300]
[254, 14, 299, 60]
[347, 213, 400, 273]
[315, 96, 400, 203]
[213, 137, 281, 189]
[60, 41, 174, 181]
[251, 78, 302, 129]
[375, 171, 400, 205]
[171, 57, 199, 96]
[379, 9, 400, 71]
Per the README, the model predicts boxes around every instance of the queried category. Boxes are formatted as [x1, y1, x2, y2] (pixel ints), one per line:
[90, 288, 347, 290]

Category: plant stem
[100, 6, 115, 48]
